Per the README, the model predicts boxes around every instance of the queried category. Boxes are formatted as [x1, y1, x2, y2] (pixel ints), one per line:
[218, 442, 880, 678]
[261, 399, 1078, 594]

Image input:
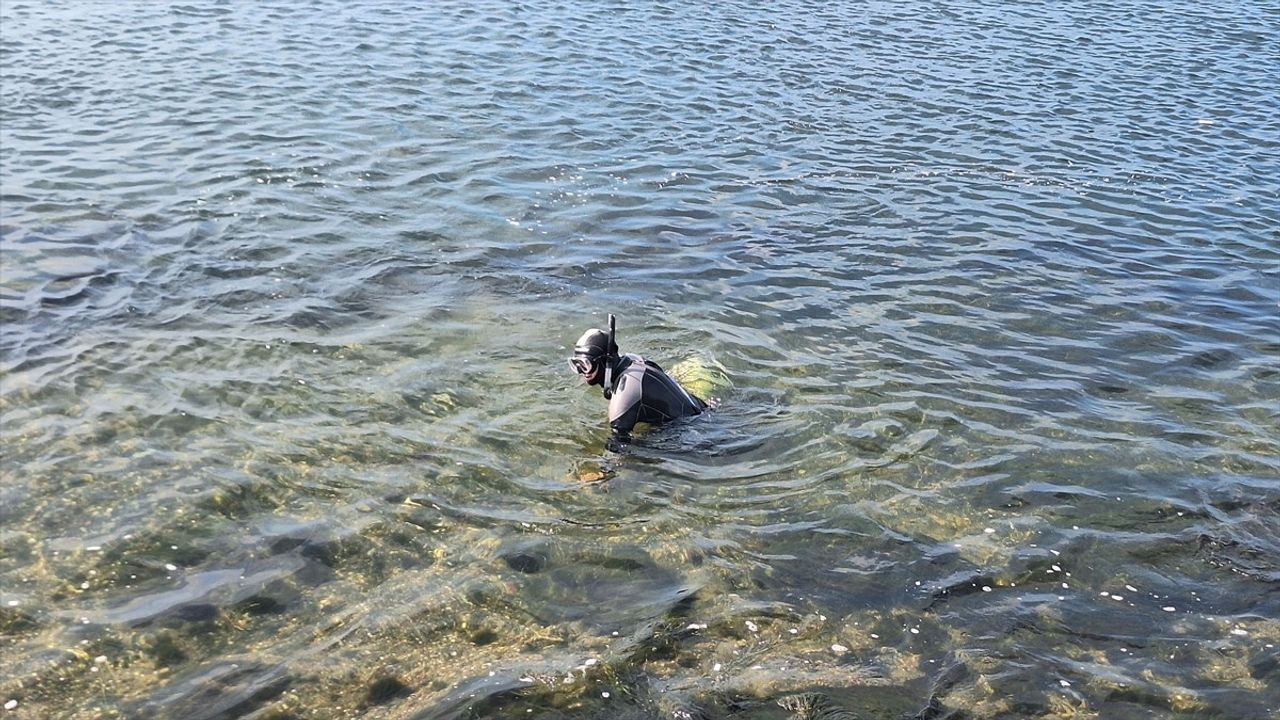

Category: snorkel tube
[602, 314, 617, 400]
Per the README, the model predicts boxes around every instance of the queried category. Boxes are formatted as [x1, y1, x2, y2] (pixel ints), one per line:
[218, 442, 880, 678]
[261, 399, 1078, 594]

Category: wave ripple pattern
[1, 1, 1278, 719]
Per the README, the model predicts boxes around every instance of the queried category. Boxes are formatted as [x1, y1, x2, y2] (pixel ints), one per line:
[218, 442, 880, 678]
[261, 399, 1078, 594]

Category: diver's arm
[607, 373, 643, 451]
[607, 408, 638, 451]
[567, 398, 634, 481]
[566, 408, 630, 481]
[606, 427, 631, 454]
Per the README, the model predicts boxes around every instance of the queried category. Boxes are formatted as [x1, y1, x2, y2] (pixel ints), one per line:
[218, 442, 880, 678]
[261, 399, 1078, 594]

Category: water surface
[2, 1, 1278, 719]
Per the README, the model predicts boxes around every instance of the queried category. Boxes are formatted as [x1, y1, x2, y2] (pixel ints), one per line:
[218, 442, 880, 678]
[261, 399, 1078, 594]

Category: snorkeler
[569, 315, 707, 449]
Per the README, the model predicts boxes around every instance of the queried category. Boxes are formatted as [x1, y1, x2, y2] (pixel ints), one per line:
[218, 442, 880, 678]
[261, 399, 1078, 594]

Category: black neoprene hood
[573, 328, 616, 360]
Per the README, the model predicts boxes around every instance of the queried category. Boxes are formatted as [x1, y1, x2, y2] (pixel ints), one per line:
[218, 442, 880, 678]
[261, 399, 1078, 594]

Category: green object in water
[668, 355, 733, 401]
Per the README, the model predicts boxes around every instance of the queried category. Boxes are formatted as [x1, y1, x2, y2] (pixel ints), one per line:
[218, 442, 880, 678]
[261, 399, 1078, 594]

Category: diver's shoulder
[619, 353, 647, 373]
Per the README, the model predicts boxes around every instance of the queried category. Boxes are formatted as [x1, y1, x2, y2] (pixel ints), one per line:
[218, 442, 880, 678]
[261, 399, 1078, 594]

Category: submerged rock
[365, 675, 411, 706]
[503, 552, 546, 574]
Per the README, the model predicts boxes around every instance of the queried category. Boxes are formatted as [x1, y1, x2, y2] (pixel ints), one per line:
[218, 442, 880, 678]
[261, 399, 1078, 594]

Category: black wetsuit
[606, 353, 706, 444]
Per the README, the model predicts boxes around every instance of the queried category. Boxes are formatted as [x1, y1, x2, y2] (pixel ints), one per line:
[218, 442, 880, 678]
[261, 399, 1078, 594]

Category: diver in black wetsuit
[569, 315, 707, 448]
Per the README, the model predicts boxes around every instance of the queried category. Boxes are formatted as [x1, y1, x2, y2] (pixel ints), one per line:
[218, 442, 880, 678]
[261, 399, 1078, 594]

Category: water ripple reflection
[2, 0, 1278, 718]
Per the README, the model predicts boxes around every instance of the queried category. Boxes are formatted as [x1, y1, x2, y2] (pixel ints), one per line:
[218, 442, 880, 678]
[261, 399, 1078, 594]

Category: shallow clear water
[2, 1, 1278, 719]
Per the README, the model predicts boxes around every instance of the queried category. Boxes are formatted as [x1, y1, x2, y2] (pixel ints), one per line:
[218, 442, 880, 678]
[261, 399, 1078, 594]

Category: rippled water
[2, 1, 1278, 718]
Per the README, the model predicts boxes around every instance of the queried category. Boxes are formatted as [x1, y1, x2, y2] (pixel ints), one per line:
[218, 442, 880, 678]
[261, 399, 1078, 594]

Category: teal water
[1, 1, 1278, 718]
